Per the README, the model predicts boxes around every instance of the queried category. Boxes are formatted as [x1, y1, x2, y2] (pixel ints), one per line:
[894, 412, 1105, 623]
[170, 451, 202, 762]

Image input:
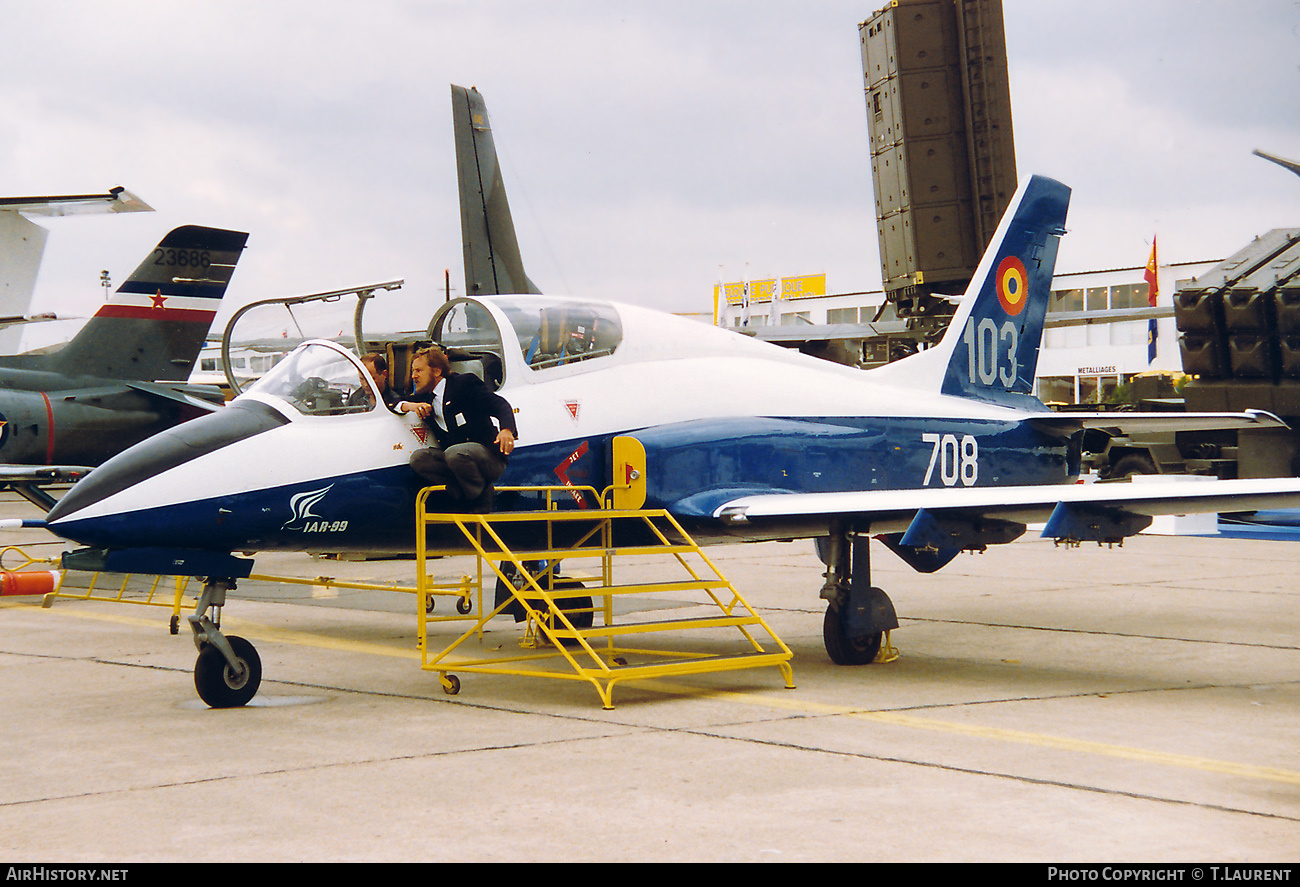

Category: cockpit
[429, 297, 623, 390]
[241, 297, 627, 415]
[246, 343, 374, 416]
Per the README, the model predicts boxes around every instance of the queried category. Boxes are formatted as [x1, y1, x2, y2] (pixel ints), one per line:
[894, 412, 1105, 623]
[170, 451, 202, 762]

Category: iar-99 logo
[281, 484, 348, 532]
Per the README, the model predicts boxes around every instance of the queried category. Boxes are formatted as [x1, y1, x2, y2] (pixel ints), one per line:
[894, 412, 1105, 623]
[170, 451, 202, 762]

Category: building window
[1110, 283, 1147, 309]
[1037, 376, 1074, 405]
[1049, 288, 1084, 313]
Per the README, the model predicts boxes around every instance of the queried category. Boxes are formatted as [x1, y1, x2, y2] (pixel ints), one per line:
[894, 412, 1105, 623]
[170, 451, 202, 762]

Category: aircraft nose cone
[46, 400, 289, 541]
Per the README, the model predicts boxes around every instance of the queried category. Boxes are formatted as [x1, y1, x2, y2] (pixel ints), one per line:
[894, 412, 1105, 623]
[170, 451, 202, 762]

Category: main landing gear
[189, 577, 262, 708]
[493, 560, 595, 630]
[816, 524, 899, 666]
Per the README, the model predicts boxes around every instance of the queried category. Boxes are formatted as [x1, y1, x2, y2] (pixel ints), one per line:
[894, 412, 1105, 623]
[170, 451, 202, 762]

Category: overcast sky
[2, 0, 1297, 334]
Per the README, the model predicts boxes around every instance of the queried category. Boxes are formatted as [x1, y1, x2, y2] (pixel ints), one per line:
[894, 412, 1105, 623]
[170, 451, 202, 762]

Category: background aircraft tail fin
[0, 187, 154, 324]
[452, 83, 541, 296]
[920, 174, 1070, 408]
[49, 225, 248, 381]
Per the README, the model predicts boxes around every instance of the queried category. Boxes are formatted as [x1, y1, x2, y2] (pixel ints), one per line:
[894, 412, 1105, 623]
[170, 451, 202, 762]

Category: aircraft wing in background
[0, 464, 93, 511]
[0, 187, 152, 216]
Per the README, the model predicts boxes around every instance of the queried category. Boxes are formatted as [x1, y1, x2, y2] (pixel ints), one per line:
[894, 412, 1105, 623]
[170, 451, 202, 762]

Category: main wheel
[1110, 453, 1157, 480]
[823, 605, 882, 665]
[194, 635, 262, 708]
[553, 580, 594, 631]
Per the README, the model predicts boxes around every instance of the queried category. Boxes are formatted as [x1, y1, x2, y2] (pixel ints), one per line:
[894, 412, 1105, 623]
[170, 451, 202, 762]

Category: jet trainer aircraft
[31, 173, 1300, 707]
[0, 224, 248, 507]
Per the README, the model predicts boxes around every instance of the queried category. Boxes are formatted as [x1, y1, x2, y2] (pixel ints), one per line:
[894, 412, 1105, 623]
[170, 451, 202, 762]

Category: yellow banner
[715, 273, 826, 306]
[779, 273, 826, 299]
[713, 273, 827, 324]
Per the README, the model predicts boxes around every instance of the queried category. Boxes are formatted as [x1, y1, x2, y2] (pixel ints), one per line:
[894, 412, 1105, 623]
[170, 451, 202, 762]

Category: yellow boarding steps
[416, 483, 795, 710]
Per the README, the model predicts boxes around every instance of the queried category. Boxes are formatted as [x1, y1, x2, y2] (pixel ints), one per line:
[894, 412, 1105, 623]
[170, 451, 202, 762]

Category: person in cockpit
[361, 352, 401, 410]
[398, 345, 517, 513]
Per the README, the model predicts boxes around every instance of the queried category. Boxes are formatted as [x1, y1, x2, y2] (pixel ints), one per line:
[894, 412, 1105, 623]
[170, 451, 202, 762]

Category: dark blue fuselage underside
[49, 415, 1074, 556]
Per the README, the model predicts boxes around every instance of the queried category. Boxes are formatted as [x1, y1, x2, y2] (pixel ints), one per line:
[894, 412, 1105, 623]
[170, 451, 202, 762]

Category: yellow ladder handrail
[414, 484, 795, 709]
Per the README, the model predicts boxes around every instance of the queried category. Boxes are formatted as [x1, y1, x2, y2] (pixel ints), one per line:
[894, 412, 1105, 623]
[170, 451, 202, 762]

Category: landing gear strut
[494, 560, 595, 629]
[817, 524, 898, 665]
[189, 577, 262, 707]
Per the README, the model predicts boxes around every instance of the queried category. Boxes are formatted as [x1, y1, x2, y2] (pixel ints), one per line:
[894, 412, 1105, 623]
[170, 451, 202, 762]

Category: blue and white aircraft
[31, 174, 1300, 706]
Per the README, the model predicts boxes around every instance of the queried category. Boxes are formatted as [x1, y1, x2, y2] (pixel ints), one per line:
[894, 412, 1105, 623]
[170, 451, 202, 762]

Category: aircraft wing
[748, 321, 909, 344]
[0, 464, 94, 511]
[45, 382, 225, 410]
[125, 382, 226, 411]
[0, 313, 60, 331]
[712, 476, 1300, 539]
[0, 465, 92, 482]
[0, 187, 153, 216]
[1027, 409, 1290, 436]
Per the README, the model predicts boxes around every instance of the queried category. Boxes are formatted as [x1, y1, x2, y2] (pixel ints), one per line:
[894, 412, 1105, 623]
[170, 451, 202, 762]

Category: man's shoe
[469, 485, 495, 514]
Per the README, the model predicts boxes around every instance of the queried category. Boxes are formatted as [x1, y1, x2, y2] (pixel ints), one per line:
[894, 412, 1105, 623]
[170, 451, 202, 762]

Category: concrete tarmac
[1, 502, 1298, 863]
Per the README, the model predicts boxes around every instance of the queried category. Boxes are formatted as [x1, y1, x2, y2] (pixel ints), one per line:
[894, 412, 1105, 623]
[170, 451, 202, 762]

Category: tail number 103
[922, 433, 978, 486]
[964, 318, 1018, 388]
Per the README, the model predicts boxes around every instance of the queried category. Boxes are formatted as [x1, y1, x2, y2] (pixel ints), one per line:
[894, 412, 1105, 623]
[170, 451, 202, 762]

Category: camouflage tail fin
[452, 84, 540, 296]
[49, 225, 248, 381]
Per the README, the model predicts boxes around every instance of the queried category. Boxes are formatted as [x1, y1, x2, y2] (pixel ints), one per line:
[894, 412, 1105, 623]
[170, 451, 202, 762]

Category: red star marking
[150, 290, 167, 309]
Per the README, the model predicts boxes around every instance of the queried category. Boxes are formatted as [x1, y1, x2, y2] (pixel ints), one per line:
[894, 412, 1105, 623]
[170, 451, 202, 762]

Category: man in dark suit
[398, 346, 517, 512]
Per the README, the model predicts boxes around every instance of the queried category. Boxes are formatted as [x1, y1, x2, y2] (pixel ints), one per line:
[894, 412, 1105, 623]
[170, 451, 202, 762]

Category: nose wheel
[195, 635, 262, 708]
[189, 577, 263, 708]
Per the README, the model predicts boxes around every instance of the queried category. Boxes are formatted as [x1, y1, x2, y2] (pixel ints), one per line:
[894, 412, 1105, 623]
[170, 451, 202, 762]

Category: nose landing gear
[190, 577, 262, 708]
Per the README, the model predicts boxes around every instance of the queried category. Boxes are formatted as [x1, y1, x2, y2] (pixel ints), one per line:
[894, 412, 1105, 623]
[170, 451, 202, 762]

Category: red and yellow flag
[1145, 236, 1159, 363]
[1144, 236, 1159, 307]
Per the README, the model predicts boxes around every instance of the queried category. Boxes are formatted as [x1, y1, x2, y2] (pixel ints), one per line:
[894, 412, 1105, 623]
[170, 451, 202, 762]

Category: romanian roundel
[995, 256, 1029, 316]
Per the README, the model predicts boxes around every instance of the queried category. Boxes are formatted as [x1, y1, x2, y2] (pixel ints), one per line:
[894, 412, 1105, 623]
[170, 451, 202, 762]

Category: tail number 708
[922, 433, 978, 486]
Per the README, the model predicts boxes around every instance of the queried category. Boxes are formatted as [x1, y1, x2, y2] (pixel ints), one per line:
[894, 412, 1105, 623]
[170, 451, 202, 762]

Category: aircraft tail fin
[873, 174, 1070, 408]
[452, 83, 541, 296]
[0, 187, 154, 322]
[48, 225, 249, 381]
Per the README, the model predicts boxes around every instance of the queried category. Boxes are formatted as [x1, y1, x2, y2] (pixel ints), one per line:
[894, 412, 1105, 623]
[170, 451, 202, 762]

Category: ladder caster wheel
[425, 595, 436, 614]
[169, 615, 179, 635]
[456, 596, 472, 615]
[441, 674, 461, 695]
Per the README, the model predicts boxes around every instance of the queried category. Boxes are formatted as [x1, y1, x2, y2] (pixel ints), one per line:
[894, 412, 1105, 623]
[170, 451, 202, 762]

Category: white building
[714, 259, 1219, 404]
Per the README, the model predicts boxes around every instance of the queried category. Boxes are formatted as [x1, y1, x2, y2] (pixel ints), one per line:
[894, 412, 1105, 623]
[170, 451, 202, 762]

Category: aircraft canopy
[247, 342, 374, 416]
[430, 297, 623, 382]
